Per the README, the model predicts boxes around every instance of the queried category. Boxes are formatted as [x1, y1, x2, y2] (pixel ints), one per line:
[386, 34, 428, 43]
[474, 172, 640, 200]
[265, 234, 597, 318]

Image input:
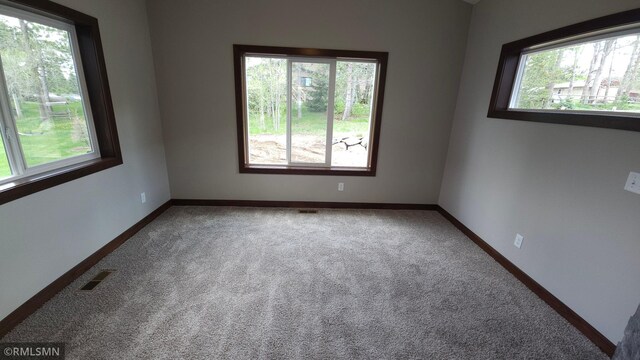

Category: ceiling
[462, 0, 481, 4]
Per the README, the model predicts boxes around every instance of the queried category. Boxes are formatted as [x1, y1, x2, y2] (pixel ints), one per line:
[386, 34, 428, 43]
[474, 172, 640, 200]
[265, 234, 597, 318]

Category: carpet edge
[435, 205, 616, 357]
[1, 199, 614, 358]
[0, 200, 172, 339]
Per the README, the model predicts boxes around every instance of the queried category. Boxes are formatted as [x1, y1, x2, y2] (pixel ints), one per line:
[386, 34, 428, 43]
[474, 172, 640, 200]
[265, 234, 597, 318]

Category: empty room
[0, 0, 639, 359]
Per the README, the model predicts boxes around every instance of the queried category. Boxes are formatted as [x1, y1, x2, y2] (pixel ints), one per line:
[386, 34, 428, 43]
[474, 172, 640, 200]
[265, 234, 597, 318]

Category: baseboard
[436, 206, 616, 357]
[172, 199, 438, 210]
[0, 200, 172, 339]
[0, 199, 616, 357]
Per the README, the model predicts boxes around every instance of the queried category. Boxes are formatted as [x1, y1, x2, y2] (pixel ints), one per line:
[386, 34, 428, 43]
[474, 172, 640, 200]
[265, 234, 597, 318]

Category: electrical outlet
[141, 192, 146, 204]
[514, 233, 524, 249]
[338, 183, 344, 192]
[624, 172, 640, 195]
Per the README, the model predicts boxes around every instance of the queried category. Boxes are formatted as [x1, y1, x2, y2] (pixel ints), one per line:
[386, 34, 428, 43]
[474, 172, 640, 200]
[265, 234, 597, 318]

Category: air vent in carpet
[298, 209, 318, 214]
[80, 270, 114, 291]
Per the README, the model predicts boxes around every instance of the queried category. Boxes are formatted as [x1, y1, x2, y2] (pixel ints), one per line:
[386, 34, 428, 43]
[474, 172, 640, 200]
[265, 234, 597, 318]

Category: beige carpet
[2, 207, 608, 359]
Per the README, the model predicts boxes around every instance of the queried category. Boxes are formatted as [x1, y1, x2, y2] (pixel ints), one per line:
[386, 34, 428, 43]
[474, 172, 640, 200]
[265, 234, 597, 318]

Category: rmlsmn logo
[0, 343, 65, 359]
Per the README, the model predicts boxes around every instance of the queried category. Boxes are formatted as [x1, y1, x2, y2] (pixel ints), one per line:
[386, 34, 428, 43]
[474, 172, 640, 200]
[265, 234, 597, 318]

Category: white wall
[147, 0, 471, 204]
[440, 0, 640, 342]
[0, 0, 170, 321]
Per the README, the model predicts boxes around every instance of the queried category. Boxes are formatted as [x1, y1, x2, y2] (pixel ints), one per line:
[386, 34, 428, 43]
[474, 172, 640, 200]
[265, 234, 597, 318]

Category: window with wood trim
[488, 8, 640, 132]
[234, 45, 387, 176]
[0, 0, 121, 205]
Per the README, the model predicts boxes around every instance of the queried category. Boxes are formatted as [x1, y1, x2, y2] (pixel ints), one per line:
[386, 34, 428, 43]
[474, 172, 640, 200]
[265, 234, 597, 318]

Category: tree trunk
[274, 73, 280, 131]
[269, 65, 276, 130]
[269, 90, 275, 128]
[11, 92, 22, 118]
[19, 20, 50, 123]
[297, 94, 302, 119]
[603, 48, 616, 102]
[543, 50, 563, 108]
[617, 36, 640, 101]
[259, 91, 265, 130]
[296, 67, 302, 119]
[342, 63, 354, 121]
[582, 42, 602, 104]
[38, 61, 51, 109]
[588, 39, 615, 104]
[567, 47, 580, 102]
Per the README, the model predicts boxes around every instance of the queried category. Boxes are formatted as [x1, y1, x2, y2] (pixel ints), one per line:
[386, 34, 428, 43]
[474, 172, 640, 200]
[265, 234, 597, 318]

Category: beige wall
[440, 0, 640, 342]
[146, 0, 471, 204]
[0, 0, 170, 320]
[4, 0, 634, 347]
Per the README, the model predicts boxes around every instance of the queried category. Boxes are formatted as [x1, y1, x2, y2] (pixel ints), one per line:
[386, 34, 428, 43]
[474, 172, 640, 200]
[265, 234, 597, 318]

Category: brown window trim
[487, 8, 640, 133]
[233, 44, 388, 176]
[0, 0, 122, 206]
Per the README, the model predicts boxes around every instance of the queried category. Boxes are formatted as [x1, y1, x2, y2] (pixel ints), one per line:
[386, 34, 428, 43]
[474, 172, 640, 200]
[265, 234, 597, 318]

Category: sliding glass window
[235, 45, 387, 176]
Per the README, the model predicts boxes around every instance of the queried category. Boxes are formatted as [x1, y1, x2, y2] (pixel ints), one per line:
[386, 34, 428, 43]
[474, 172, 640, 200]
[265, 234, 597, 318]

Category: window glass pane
[245, 56, 287, 165]
[0, 13, 93, 168]
[291, 61, 329, 164]
[512, 33, 640, 113]
[0, 134, 10, 178]
[332, 61, 375, 167]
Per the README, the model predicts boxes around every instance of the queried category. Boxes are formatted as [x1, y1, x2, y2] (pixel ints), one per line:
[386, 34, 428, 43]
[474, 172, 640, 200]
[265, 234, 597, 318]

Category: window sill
[0, 157, 122, 206]
[487, 109, 640, 132]
[240, 164, 376, 176]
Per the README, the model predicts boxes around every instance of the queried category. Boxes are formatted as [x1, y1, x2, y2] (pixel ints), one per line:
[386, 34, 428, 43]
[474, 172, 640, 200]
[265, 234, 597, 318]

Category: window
[234, 45, 388, 176]
[0, 1, 121, 205]
[488, 8, 640, 132]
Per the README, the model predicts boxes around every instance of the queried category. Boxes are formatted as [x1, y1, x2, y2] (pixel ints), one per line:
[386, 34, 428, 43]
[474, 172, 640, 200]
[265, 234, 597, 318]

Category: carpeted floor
[2, 207, 608, 359]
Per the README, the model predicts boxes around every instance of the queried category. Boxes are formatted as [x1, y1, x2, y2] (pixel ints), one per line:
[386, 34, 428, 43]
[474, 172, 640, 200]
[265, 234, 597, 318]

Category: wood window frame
[0, 0, 121, 205]
[233, 44, 388, 176]
[487, 8, 640, 132]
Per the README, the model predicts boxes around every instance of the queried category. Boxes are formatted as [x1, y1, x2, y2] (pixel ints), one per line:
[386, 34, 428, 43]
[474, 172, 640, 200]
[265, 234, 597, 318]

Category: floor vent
[80, 270, 114, 291]
[298, 209, 318, 214]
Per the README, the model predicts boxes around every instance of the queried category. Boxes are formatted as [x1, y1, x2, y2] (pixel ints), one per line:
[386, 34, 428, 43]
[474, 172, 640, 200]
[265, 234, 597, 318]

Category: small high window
[234, 45, 388, 176]
[488, 8, 640, 132]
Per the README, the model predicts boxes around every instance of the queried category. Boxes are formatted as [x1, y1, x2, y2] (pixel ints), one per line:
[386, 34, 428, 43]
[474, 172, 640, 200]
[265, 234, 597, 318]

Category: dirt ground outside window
[249, 134, 368, 167]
